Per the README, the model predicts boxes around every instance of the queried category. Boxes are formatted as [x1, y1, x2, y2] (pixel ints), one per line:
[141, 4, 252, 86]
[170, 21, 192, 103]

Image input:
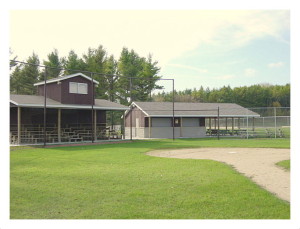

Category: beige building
[124, 101, 259, 139]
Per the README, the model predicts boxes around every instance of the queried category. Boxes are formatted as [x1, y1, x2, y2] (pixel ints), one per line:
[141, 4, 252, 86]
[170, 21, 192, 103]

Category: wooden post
[252, 117, 255, 131]
[225, 118, 228, 130]
[180, 117, 183, 137]
[58, 109, 61, 142]
[232, 117, 234, 132]
[214, 117, 217, 129]
[148, 117, 151, 138]
[238, 117, 240, 129]
[17, 107, 21, 145]
[94, 110, 97, 141]
[209, 118, 212, 130]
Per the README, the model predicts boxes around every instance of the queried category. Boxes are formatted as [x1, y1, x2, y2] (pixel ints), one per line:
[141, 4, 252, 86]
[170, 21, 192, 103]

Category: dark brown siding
[37, 82, 61, 102]
[37, 76, 96, 105]
[60, 109, 106, 126]
[61, 76, 95, 105]
[18, 108, 58, 125]
[97, 110, 106, 124]
[10, 107, 17, 125]
[125, 107, 146, 127]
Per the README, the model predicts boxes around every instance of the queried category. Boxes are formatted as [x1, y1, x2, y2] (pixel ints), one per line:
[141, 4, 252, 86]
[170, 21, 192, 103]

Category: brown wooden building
[10, 73, 128, 145]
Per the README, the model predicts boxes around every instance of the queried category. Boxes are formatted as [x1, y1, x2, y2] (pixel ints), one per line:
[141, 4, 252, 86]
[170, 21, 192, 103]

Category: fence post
[274, 107, 277, 139]
[217, 107, 220, 140]
[246, 109, 249, 139]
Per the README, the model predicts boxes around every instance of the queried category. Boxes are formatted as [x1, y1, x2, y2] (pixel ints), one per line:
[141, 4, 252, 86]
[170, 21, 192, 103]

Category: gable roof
[33, 73, 99, 86]
[10, 94, 128, 110]
[129, 101, 259, 117]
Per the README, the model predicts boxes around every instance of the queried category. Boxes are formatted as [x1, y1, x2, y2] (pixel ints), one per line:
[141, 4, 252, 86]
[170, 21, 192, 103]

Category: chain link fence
[216, 107, 290, 139]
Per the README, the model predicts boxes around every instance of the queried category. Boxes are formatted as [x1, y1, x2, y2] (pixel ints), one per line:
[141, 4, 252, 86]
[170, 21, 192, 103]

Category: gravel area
[147, 148, 290, 202]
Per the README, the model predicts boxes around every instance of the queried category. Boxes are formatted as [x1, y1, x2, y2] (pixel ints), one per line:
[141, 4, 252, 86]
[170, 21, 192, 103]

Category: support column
[252, 117, 255, 131]
[94, 110, 97, 141]
[17, 107, 21, 145]
[225, 118, 228, 130]
[214, 117, 217, 129]
[238, 118, 240, 129]
[123, 111, 126, 139]
[58, 109, 61, 142]
[209, 118, 212, 130]
[180, 117, 183, 137]
[148, 117, 152, 139]
[232, 117, 234, 132]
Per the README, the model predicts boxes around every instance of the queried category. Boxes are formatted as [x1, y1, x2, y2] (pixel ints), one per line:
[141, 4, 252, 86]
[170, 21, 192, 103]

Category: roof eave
[10, 102, 129, 110]
[147, 115, 260, 118]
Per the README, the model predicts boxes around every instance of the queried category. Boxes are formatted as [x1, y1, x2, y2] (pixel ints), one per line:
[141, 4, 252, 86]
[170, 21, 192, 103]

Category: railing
[10, 123, 123, 145]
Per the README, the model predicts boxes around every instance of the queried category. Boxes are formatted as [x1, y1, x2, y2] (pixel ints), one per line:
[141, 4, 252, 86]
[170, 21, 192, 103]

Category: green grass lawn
[10, 138, 290, 219]
[276, 160, 290, 171]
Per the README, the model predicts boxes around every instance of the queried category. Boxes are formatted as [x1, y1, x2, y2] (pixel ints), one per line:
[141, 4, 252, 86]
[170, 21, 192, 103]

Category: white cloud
[10, 10, 289, 67]
[215, 74, 235, 80]
[166, 64, 208, 73]
[244, 68, 256, 77]
[268, 62, 285, 68]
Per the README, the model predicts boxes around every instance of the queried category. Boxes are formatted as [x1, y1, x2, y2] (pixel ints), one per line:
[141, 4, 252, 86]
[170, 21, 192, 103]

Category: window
[69, 82, 88, 94]
[69, 82, 78, 93]
[145, 117, 149, 127]
[173, 117, 181, 127]
[78, 83, 88, 94]
[199, 118, 205, 127]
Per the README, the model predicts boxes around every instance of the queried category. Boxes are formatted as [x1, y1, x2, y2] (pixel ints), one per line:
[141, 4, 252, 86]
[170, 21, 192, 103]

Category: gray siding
[182, 118, 199, 127]
[125, 126, 206, 139]
[125, 107, 146, 127]
[151, 118, 172, 127]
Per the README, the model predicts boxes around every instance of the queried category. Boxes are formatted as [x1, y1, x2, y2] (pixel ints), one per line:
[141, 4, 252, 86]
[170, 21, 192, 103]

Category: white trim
[147, 115, 260, 118]
[10, 100, 18, 105]
[33, 73, 99, 86]
[124, 102, 149, 117]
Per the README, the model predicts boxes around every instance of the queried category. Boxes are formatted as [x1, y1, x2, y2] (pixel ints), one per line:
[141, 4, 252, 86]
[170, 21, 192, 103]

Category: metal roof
[33, 73, 99, 86]
[10, 94, 128, 110]
[131, 101, 259, 117]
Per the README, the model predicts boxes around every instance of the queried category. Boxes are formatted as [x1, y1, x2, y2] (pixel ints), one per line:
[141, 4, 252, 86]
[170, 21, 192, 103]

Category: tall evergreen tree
[42, 49, 63, 79]
[12, 53, 40, 95]
[116, 48, 162, 105]
[62, 50, 86, 75]
[10, 65, 22, 94]
[83, 46, 108, 99]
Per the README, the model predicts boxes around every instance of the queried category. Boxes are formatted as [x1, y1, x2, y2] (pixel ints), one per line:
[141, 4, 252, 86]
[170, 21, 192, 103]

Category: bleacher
[10, 123, 123, 145]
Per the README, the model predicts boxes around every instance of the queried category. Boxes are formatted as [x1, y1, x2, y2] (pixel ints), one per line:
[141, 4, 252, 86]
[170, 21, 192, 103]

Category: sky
[9, 10, 290, 92]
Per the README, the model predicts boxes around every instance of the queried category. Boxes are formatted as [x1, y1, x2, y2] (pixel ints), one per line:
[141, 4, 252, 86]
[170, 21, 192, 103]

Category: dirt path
[147, 148, 290, 202]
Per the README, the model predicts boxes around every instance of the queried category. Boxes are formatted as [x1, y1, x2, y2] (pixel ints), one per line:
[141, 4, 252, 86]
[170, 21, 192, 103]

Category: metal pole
[246, 116, 249, 139]
[58, 109, 61, 142]
[274, 107, 277, 139]
[172, 79, 175, 140]
[94, 110, 97, 141]
[217, 107, 220, 140]
[91, 73, 94, 143]
[43, 67, 47, 147]
[17, 107, 21, 145]
[123, 111, 126, 139]
[130, 77, 133, 141]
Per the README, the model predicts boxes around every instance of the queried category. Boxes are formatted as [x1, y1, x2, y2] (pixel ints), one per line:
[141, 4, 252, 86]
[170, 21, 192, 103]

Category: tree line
[152, 84, 290, 108]
[10, 46, 162, 105]
[10, 46, 290, 108]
